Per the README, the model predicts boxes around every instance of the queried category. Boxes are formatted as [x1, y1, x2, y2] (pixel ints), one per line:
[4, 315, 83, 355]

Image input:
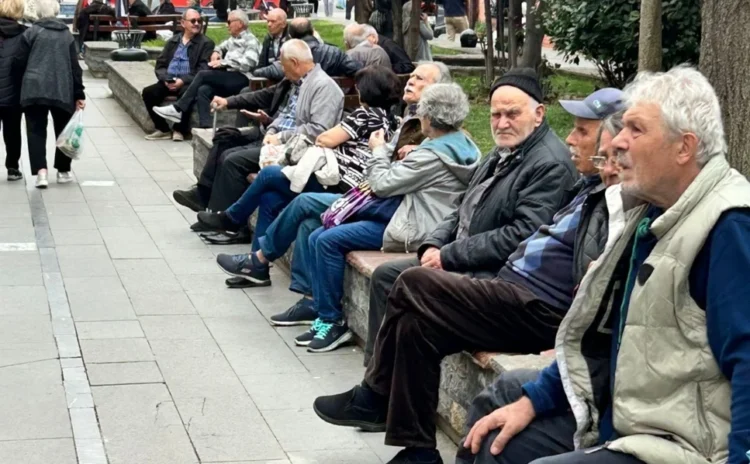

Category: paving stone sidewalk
[0, 71, 457, 463]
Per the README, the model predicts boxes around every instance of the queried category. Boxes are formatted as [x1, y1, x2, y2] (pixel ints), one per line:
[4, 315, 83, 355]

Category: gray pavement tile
[92, 384, 199, 464]
[39, 247, 61, 273]
[61, 358, 84, 368]
[164, 255, 225, 275]
[159, 247, 215, 260]
[3, 202, 31, 218]
[88, 201, 143, 227]
[75, 438, 108, 464]
[360, 429, 458, 464]
[48, 215, 98, 231]
[129, 291, 197, 315]
[0, 187, 30, 205]
[0, 226, 37, 242]
[53, 315, 77, 337]
[0, 360, 72, 440]
[139, 315, 212, 340]
[132, 205, 178, 212]
[56, 245, 116, 278]
[67, 392, 95, 409]
[240, 372, 326, 411]
[69, 408, 100, 439]
[262, 408, 370, 452]
[144, 223, 207, 250]
[177, 273, 235, 293]
[0, 216, 33, 228]
[0, 439, 77, 464]
[220, 341, 308, 376]
[287, 449, 383, 464]
[99, 226, 161, 259]
[175, 393, 286, 462]
[103, 159, 151, 179]
[119, 179, 173, 206]
[0, 286, 49, 315]
[40, 186, 86, 203]
[76, 321, 144, 340]
[57, 335, 82, 358]
[203, 315, 281, 343]
[135, 153, 182, 171]
[81, 185, 127, 203]
[186, 290, 259, 317]
[51, 229, 104, 246]
[64, 277, 136, 321]
[86, 127, 122, 145]
[45, 201, 93, 217]
[149, 170, 194, 182]
[0, 342, 58, 368]
[136, 208, 189, 224]
[0, 315, 54, 344]
[87, 361, 163, 385]
[297, 353, 370, 374]
[0, 267, 44, 286]
[80, 338, 153, 363]
[312, 370, 367, 396]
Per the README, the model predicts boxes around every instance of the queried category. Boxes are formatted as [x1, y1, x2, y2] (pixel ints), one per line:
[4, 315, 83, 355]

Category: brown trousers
[364, 266, 564, 448]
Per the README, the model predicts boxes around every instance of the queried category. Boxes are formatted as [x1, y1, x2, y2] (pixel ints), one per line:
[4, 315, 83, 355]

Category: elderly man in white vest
[456, 64, 750, 464]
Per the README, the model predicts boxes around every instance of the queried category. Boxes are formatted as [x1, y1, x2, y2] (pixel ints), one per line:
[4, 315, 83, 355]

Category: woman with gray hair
[16, 0, 85, 188]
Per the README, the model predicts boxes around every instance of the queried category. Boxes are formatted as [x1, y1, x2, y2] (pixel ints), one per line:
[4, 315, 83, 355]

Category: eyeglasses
[186, 18, 202, 24]
[591, 155, 615, 170]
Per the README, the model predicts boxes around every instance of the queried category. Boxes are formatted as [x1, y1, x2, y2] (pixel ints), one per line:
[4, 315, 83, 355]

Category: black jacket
[154, 33, 215, 85]
[0, 18, 26, 107]
[378, 34, 414, 74]
[258, 26, 289, 69]
[572, 179, 609, 285]
[419, 122, 578, 278]
[226, 80, 292, 118]
[76, 1, 115, 39]
[17, 19, 84, 113]
[129, 0, 152, 16]
[253, 34, 362, 81]
[153, 1, 176, 14]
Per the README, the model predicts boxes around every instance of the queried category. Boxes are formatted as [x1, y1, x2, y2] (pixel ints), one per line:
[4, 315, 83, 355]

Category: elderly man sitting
[142, 9, 214, 141]
[456, 65, 750, 464]
[344, 23, 391, 68]
[312, 85, 624, 464]
[154, 9, 261, 130]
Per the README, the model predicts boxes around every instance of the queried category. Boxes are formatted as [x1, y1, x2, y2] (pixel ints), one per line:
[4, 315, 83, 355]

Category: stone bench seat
[84, 42, 163, 78]
[189, 126, 551, 442]
[105, 61, 237, 135]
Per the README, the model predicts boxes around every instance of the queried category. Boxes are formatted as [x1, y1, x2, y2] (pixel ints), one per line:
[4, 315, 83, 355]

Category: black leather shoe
[225, 277, 272, 288]
[173, 187, 205, 212]
[201, 229, 252, 245]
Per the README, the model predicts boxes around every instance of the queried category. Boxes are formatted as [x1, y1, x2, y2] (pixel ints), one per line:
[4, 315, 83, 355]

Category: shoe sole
[145, 135, 172, 141]
[36, 183, 48, 189]
[153, 108, 182, 124]
[216, 262, 271, 286]
[7, 176, 22, 181]
[173, 193, 203, 213]
[269, 319, 314, 327]
[225, 278, 272, 289]
[307, 330, 353, 353]
[312, 402, 386, 433]
[294, 338, 313, 346]
[57, 178, 73, 184]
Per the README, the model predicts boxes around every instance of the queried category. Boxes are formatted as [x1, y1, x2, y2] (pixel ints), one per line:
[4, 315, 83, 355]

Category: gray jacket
[346, 42, 392, 68]
[368, 131, 480, 252]
[268, 64, 344, 144]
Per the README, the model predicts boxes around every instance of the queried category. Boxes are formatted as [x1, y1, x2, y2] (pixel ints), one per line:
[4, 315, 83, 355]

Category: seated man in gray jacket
[313, 86, 625, 464]
[344, 23, 391, 68]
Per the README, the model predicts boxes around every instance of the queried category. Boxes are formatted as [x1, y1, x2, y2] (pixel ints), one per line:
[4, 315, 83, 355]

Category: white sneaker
[172, 131, 184, 142]
[36, 170, 48, 189]
[57, 171, 74, 184]
[153, 105, 183, 124]
[145, 130, 172, 141]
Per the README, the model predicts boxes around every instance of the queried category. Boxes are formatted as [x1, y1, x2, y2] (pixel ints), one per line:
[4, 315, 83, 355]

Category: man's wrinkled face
[280, 53, 302, 81]
[612, 102, 682, 202]
[267, 12, 286, 36]
[596, 130, 621, 187]
[490, 86, 544, 149]
[227, 15, 244, 37]
[403, 64, 439, 105]
[182, 11, 202, 36]
[566, 117, 602, 176]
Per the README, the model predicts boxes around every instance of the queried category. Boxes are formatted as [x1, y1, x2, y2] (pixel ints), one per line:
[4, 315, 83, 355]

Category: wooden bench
[88, 14, 207, 40]
[188, 128, 552, 442]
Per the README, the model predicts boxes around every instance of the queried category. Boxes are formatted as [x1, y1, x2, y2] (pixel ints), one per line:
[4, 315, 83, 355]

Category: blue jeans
[258, 192, 341, 295]
[225, 164, 326, 234]
[306, 221, 388, 322]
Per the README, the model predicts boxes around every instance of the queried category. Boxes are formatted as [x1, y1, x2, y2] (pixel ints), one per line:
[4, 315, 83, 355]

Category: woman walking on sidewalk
[0, 0, 27, 182]
[17, 0, 85, 188]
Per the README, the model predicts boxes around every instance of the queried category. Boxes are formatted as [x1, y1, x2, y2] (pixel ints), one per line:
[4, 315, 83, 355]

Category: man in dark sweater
[312, 70, 613, 464]
[376, 33, 415, 74]
[128, 0, 151, 16]
[456, 66, 750, 464]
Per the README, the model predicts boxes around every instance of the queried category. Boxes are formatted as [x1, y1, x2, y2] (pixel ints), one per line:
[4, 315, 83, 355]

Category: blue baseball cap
[559, 88, 625, 120]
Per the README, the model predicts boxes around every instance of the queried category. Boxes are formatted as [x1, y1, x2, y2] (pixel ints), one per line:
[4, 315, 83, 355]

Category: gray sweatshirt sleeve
[367, 146, 441, 197]
[277, 84, 344, 143]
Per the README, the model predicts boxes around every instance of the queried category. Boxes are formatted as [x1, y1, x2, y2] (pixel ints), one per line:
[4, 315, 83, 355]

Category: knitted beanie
[489, 68, 544, 103]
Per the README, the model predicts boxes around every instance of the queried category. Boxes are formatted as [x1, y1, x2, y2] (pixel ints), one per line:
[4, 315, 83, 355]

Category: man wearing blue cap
[312, 85, 626, 464]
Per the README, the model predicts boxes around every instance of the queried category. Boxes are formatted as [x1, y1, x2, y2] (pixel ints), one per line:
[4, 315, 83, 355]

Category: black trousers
[363, 267, 564, 448]
[346, 0, 354, 19]
[455, 370, 645, 464]
[204, 143, 263, 211]
[24, 105, 73, 175]
[142, 81, 191, 134]
[0, 106, 22, 170]
[174, 70, 249, 128]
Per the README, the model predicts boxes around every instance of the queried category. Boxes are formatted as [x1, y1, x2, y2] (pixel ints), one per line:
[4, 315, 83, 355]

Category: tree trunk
[518, 0, 545, 70]
[700, 0, 750, 176]
[355, 0, 371, 24]
[484, 0, 495, 84]
[637, 0, 662, 71]
[407, 1, 422, 60]
[393, 0, 404, 47]
[507, 0, 518, 67]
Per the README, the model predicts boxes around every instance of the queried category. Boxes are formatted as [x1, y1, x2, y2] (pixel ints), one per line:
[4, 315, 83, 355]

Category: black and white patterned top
[336, 107, 396, 191]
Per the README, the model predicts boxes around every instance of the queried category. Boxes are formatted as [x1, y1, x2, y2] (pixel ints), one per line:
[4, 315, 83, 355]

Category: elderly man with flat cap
[311, 68, 586, 464]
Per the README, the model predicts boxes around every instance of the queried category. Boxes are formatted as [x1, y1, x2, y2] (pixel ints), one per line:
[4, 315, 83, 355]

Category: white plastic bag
[259, 144, 284, 168]
[56, 109, 85, 160]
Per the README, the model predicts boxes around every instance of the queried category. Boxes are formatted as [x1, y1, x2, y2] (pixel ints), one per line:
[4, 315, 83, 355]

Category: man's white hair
[623, 64, 726, 166]
[281, 39, 313, 62]
[34, 0, 59, 19]
[229, 9, 249, 26]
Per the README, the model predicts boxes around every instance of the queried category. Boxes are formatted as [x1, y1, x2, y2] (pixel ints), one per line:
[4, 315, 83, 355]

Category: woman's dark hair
[355, 65, 402, 110]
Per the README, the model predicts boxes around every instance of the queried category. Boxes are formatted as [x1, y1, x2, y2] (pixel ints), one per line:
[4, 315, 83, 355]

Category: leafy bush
[543, 0, 701, 87]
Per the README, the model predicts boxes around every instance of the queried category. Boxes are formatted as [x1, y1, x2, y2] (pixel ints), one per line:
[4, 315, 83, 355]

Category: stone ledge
[84, 42, 162, 78]
[105, 60, 237, 134]
[192, 127, 550, 443]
